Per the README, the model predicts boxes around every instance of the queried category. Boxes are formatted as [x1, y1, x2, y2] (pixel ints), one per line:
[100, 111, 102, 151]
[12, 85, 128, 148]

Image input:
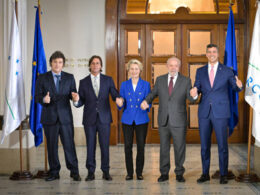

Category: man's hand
[116, 97, 124, 107]
[140, 100, 149, 110]
[71, 92, 79, 102]
[190, 87, 198, 98]
[44, 92, 51, 104]
[235, 76, 243, 89]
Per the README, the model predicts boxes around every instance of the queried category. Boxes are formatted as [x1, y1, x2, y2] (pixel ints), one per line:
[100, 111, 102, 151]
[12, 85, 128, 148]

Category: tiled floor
[0, 144, 260, 195]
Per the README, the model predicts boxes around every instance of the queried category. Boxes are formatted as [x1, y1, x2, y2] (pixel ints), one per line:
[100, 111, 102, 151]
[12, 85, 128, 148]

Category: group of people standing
[35, 43, 243, 184]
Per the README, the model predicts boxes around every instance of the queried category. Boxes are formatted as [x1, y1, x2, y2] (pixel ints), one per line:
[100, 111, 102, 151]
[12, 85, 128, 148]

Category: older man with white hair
[141, 57, 195, 182]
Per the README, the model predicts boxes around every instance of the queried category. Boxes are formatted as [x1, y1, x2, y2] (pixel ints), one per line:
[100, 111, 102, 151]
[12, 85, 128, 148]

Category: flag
[1, 8, 26, 144]
[245, 2, 260, 143]
[224, 6, 239, 136]
[29, 7, 47, 147]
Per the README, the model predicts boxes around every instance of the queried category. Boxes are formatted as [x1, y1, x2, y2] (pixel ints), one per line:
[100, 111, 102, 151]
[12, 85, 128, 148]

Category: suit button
[136, 105, 138, 108]
[137, 98, 140, 101]
[131, 105, 133, 108]
[139, 92, 141, 95]
[130, 99, 132, 102]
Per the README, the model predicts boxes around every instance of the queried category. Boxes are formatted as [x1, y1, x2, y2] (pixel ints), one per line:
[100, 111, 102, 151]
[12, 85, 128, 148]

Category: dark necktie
[55, 75, 61, 92]
[168, 76, 174, 95]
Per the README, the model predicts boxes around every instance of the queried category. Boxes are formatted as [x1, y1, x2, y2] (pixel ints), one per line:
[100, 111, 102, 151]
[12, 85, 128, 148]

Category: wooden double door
[119, 23, 245, 144]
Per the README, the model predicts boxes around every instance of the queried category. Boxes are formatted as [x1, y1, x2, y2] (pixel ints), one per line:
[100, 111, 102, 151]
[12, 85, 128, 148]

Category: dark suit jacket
[77, 74, 120, 126]
[35, 71, 77, 125]
[194, 63, 241, 119]
[145, 73, 194, 127]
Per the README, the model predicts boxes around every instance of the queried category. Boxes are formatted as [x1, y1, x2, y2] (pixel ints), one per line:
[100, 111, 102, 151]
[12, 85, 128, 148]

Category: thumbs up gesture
[235, 76, 243, 89]
[44, 92, 51, 104]
[71, 92, 79, 102]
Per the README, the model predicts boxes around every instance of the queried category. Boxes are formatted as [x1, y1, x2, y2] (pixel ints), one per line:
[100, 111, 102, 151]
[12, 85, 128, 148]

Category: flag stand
[10, 124, 33, 180]
[34, 134, 49, 178]
[236, 107, 260, 182]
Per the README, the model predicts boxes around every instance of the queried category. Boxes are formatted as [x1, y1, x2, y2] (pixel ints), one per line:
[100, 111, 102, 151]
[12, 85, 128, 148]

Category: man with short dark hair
[190, 44, 243, 184]
[72, 55, 122, 181]
[35, 51, 81, 181]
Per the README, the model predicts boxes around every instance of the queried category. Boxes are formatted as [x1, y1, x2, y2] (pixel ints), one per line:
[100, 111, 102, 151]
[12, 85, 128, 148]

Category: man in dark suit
[35, 51, 81, 181]
[141, 57, 195, 183]
[190, 44, 243, 184]
[72, 55, 122, 181]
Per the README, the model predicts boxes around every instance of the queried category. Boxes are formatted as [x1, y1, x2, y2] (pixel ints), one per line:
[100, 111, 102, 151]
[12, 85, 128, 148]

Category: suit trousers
[199, 106, 229, 176]
[84, 114, 110, 173]
[159, 119, 186, 176]
[122, 122, 148, 176]
[43, 121, 79, 176]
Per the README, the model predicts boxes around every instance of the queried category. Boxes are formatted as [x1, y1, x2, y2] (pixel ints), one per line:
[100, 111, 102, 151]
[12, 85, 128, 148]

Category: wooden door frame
[105, 0, 253, 145]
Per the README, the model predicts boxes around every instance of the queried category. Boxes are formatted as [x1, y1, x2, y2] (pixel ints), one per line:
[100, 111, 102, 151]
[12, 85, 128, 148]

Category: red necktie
[168, 76, 174, 95]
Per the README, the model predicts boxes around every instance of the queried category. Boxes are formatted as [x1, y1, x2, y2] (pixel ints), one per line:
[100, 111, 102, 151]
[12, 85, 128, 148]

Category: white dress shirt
[168, 72, 178, 86]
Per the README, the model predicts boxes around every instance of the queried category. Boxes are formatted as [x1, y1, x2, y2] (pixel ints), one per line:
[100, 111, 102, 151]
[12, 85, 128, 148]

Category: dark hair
[206, 44, 219, 52]
[88, 55, 103, 72]
[49, 51, 65, 66]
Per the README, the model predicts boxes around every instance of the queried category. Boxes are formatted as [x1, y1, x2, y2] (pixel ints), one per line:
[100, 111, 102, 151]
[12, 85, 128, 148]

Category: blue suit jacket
[118, 78, 151, 125]
[77, 74, 120, 126]
[194, 63, 241, 119]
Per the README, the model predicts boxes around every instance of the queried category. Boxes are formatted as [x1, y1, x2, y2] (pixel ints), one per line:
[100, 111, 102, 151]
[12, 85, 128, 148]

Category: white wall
[1, 0, 106, 127]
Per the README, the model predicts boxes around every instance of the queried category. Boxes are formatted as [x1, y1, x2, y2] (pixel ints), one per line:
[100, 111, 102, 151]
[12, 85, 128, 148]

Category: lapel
[203, 65, 212, 90]
[48, 71, 57, 94]
[162, 74, 169, 97]
[127, 79, 134, 95]
[135, 78, 144, 95]
[86, 75, 97, 98]
[170, 73, 182, 98]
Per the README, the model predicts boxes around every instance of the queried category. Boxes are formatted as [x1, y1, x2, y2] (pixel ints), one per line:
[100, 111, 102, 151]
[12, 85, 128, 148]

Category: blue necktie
[55, 75, 61, 92]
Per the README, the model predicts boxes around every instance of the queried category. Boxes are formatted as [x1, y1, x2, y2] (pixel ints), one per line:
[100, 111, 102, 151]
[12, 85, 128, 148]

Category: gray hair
[167, 57, 181, 66]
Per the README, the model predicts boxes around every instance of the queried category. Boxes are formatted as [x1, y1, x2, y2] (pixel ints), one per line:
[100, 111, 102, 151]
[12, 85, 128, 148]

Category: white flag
[245, 2, 260, 144]
[1, 9, 26, 143]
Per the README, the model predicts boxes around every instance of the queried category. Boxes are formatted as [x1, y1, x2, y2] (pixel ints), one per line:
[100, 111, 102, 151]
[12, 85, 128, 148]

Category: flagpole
[10, 0, 33, 180]
[35, 0, 49, 179]
[236, 0, 260, 183]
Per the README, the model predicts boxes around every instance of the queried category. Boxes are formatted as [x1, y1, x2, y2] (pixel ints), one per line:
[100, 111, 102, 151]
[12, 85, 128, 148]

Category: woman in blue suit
[117, 59, 151, 180]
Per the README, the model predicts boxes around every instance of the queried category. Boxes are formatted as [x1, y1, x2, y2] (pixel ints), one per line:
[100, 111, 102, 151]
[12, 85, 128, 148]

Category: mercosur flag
[1, 8, 26, 143]
[245, 2, 260, 144]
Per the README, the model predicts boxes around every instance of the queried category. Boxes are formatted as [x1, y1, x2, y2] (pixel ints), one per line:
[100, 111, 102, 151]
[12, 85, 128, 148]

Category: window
[126, 0, 237, 14]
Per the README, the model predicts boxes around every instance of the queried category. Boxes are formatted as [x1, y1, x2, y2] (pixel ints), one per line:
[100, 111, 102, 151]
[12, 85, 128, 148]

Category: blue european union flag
[224, 6, 239, 136]
[29, 7, 47, 147]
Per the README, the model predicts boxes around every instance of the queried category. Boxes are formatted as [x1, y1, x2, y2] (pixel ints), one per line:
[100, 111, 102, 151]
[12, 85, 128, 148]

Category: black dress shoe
[176, 175, 185, 182]
[125, 175, 133, 180]
[197, 174, 210, 183]
[137, 175, 144, 180]
[103, 172, 112, 181]
[85, 172, 95, 181]
[220, 175, 228, 184]
[45, 174, 60, 181]
[71, 174, 81, 181]
[157, 175, 169, 182]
